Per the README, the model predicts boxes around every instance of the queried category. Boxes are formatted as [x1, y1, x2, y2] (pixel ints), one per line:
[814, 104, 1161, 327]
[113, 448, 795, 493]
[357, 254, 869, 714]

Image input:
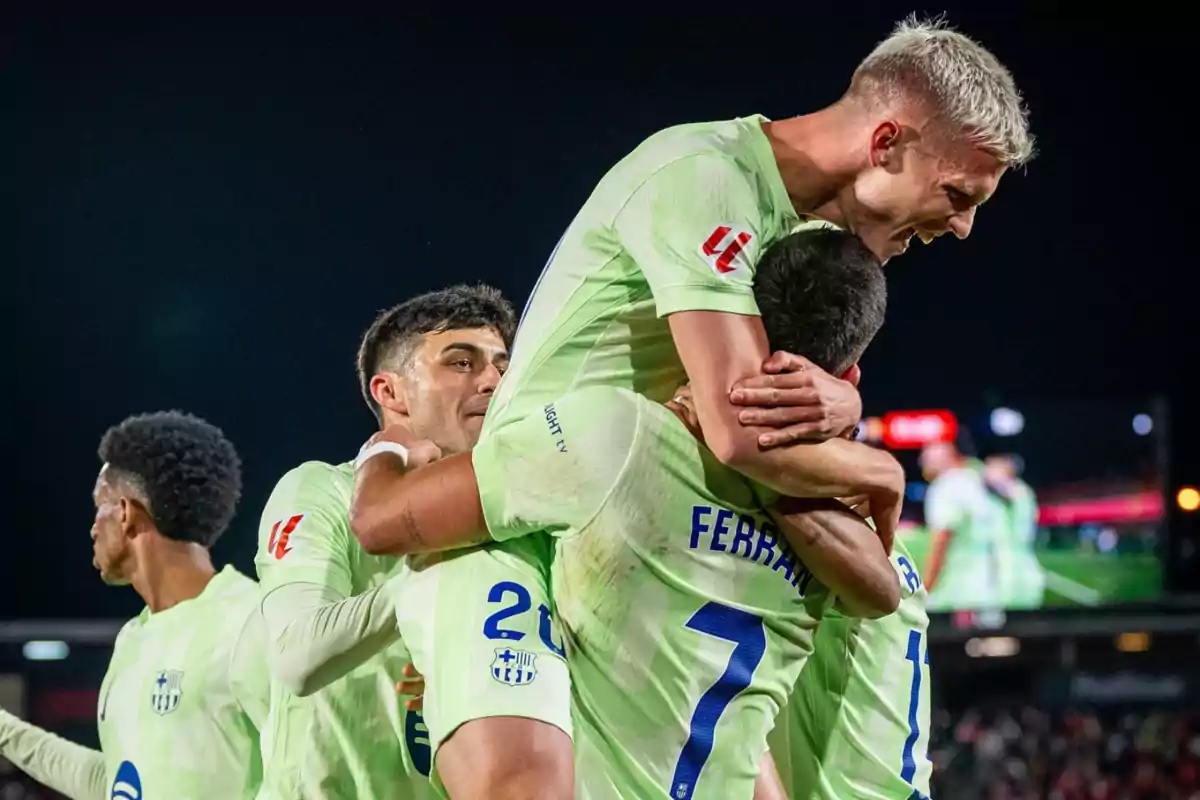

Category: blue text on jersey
[689, 505, 815, 596]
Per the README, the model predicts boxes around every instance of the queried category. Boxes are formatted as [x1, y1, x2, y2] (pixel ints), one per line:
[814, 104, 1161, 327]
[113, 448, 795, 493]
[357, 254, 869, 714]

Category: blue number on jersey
[482, 581, 531, 641]
[670, 601, 767, 800]
[901, 629, 931, 789]
[405, 710, 432, 776]
[482, 580, 566, 656]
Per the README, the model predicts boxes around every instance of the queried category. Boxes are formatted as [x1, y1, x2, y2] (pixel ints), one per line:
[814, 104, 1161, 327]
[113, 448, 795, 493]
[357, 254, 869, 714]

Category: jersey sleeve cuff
[652, 284, 760, 318]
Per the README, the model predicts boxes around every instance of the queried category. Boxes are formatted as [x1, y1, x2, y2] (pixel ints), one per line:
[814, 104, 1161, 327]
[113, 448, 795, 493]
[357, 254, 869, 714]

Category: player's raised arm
[616, 158, 868, 471]
[352, 388, 637, 557]
[669, 387, 900, 618]
[770, 497, 900, 618]
[0, 708, 107, 799]
[350, 432, 490, 556]
[256, 463, 401, 697]
[617, 174, 901, 531]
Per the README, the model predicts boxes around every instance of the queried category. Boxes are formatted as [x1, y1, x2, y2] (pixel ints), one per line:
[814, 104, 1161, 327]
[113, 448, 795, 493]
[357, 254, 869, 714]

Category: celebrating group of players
[0, 16, 1034, 800]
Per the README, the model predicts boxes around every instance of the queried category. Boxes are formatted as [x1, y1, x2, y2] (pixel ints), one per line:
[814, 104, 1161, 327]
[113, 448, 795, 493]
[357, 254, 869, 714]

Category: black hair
[753, 227, 887, 375]
[356, 284, 516, 423]
[97, 411, 242, 548]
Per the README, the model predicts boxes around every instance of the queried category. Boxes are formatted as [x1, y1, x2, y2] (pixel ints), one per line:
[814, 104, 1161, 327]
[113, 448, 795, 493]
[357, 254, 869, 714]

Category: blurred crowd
[932, 706, 1200, 799]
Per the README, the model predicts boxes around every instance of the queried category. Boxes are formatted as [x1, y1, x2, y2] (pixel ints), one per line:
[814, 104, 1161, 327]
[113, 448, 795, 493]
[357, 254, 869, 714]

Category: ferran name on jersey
[490, 647, 537, 686]
[150, 669, 184, 716]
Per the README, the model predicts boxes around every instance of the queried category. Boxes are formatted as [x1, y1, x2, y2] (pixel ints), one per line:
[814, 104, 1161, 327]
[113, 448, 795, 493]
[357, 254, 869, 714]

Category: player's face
[851, 127, 1006, 263]
[984, 455, 1017, 484]
[919, 442, 958, 482]
[401, 326, 508, 454]
[91, 466, 134, 586]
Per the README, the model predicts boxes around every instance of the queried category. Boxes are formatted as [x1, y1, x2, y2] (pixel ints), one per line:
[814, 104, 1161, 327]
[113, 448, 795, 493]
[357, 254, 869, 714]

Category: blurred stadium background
[4, 9, 1196, 799]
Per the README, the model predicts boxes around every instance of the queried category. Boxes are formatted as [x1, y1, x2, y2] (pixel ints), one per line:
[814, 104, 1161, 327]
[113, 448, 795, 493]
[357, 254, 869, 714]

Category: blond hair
[851, 15, 1035, 166]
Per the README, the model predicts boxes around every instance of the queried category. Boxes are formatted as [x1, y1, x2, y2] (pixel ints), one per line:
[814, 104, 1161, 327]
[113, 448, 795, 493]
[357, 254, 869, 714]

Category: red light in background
[881, 409, 958, 449]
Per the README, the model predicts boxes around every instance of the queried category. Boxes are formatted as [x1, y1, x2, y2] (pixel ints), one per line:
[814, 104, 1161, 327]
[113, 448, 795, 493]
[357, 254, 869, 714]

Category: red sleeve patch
[699, 224, 753, 275]
[267, 514, 305, 560]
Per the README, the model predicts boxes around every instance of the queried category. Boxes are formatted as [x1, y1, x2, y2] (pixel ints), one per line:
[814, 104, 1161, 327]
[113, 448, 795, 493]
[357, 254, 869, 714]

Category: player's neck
[132, 541, 217, 614]
[762, 106, 861, 215]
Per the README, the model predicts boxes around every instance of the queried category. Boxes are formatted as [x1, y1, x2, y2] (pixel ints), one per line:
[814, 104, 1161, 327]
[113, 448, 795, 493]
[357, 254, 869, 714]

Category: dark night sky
[3, 10, 1193, 620]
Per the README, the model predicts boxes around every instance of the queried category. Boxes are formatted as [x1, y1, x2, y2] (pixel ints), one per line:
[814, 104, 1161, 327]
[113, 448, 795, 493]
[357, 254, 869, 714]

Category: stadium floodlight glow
[989, 407, 1024, 437]
[1178, 487, 1200, 513]
[23, 640, 69, 661]
[1132, 413, 1153, 436]
[964, 636, 1019, 658]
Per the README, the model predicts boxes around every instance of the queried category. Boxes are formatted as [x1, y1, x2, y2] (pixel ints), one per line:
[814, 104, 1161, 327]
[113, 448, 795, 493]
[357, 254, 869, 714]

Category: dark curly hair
[97, 411, 243, 548]
[356, 284, 516, 423]
[754, 227, 887, 376]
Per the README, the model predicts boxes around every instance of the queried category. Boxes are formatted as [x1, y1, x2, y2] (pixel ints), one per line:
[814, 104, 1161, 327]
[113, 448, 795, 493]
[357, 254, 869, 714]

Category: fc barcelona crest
[150, 670, 184, 716]
[490, 648, 537, 686]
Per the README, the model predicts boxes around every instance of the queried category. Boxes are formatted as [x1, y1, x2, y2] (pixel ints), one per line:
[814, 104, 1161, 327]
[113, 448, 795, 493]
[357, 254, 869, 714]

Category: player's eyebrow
[440, 342, 509, 363]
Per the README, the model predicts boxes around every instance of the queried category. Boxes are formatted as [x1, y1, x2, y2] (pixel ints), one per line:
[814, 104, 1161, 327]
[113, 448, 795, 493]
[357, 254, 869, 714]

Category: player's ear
[118, 496, 149, 539]
[869, 121, 902, 170]
[841, 364, 861, 387]
[370, 373, 408, 417]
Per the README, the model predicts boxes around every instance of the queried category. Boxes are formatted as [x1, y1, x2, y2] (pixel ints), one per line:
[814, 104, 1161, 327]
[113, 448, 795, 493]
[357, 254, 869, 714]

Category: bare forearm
[733, 437, 903, 500]
[350, 453, 490, 556]
[771, 498, 900, 618]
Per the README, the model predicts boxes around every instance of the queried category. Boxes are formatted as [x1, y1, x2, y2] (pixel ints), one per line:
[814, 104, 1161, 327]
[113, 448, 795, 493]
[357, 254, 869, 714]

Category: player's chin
[95, 562, 128, 587]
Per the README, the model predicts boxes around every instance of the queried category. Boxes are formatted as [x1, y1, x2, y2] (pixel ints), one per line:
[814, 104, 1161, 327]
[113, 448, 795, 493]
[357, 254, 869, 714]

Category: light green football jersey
[994, 479, 1044, 609]
[255, 461, 433, 800]
[98, 565, 268, 799]
[473, 386, 832, 800]
[768, 537, 932, 800]
[486, 114, 798, 432]
[923, 464, 1008, 612]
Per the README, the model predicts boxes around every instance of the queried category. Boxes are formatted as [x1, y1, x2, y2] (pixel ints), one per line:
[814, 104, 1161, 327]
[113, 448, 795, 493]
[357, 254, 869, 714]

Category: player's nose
[478, 363, 503, 394]
[949, 207, 976, 240]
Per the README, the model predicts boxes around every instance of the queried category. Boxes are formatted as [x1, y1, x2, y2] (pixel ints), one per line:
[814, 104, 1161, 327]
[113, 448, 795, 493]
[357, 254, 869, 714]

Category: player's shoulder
[276, 459, 353, 488]
[202, 566, 261, 610]
[113, 610, 148, 647]
[268, 460, 354, 503]
[628, 115, 770, 180]
[638, 115, 767, 159]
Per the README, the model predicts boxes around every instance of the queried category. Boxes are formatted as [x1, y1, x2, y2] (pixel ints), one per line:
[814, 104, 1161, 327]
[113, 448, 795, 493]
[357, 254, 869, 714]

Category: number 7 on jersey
[670, 601, 767, 800]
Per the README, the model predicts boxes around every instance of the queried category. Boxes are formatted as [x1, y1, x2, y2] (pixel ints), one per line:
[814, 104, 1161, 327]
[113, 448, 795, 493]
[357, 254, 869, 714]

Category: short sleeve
[924, 473, 968, 532]
[255, 462, 353, 596]
[473, 387, 643, 542]
[614, 153, 766, 318]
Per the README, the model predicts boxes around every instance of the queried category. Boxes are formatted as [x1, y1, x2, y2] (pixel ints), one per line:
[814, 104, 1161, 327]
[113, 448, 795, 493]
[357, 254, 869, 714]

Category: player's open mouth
[895, 227, 937, 252]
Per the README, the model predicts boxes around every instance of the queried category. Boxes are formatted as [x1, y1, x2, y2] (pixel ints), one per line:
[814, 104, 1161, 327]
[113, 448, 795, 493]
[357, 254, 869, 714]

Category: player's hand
[396, 663, 425, 712]
[362, 424, 442, 471]
[838, 493, 897, 554]
[730, 352, 862, 447]
[840, 494, 872, 519]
